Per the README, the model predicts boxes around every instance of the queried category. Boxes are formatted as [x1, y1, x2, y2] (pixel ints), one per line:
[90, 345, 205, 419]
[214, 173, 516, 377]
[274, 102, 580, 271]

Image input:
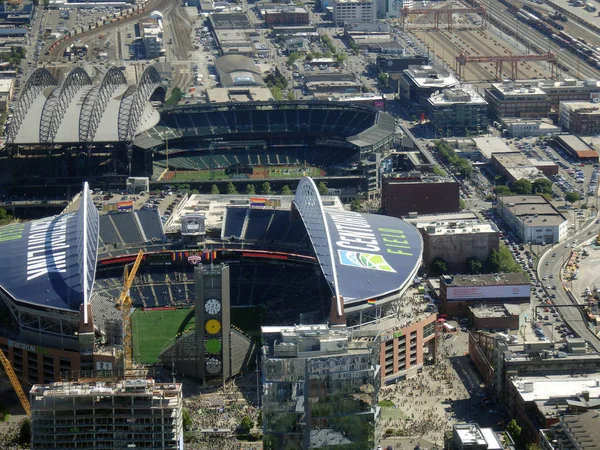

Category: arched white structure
[293, 177, 342, 316]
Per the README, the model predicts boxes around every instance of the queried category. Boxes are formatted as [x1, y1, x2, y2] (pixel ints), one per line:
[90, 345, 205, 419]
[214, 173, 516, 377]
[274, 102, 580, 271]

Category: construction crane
[0, 349, 31, 416]
[116, 250, 144, 371]
[400, 6, 486, 30]
[454, 51, 558, 80]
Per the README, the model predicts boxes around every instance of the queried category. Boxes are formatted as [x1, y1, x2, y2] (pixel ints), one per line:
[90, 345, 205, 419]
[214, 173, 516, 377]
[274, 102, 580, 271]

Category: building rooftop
[512, 374, 600, 402]
[405, 211, 479, 223]
[0, 77, 13, 93]
[498, 195, 567, 226]
[30, 380, 181, 398]
[561, 100, 600, 114]
[263, 5, 307, 13]
[442, 273, 529, 287]
[470, 303, 527, 318]
[404, 65, 459, 89]
[491, 82, 547, 97]
[472, 136, 518, 160]
[428, 86, 487, 106]
[412, 218, 497, 236]
[206, 87, 274, 103]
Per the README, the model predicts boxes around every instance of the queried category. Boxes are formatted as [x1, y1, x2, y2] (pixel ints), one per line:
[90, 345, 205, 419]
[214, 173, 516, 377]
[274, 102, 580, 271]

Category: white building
[500, 118, 560, 138]
[496, 195, 568, 245]
[332, 0, 375, 25]
[377, 0, 413, 19]
[140, 15, 164, 59]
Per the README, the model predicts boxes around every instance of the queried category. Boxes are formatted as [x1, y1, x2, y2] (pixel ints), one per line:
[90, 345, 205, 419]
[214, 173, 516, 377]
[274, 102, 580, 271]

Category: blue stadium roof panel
[0, 188, 99, 312]
[324, 210, 423, 305]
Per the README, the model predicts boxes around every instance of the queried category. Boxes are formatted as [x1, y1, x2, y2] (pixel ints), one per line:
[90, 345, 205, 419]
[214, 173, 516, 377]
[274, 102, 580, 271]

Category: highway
[537, 212, 600, 351]
[480, 0, 600, 80]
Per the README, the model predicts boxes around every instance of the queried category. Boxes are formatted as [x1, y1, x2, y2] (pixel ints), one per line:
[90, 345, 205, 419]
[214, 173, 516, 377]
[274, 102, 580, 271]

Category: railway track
[43, 0, 178, 63]
[481, 0, 600, 79]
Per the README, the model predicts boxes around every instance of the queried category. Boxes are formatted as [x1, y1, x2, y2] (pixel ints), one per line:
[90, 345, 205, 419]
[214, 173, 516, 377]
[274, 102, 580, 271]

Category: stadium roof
[294, 177, 422, 308]
[7, 66, 165, 145]
[0, 183, 99, 314]
[215, 55, 264, 88]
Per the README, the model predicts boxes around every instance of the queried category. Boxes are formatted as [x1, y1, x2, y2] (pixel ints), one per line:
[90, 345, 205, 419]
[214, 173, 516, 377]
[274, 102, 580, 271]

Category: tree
[512, 179, 532, 195]
[246, 184, 256, 195]
[466, 257, 483, 274]
[495, 185, 512, 196]
[226, 181, 237, 195]
[287, 90, 296, 101]
[165, 87, 183, 106]
[317, 182, 328, 195]
[487, 244, 521, 273]
[182, 409, 192, 431]
[506, 419, 522, 441]
[565, 191, 581, 204]
[0, 207, 12, 225]
[525, 444, 541, 450]
[18, 418, 31, 445]
[270, 87, 283, 101]
[210, 184, 220, 195]
[532, 178, 553, 195]
[239, 415, 254, 434]
[377, 72, 390, 89]
[281, 185, 292, 195]
[257, 410, 263, 428]
[459, 198, 466, 210]
[431, 257, 448, 276]
[350, 199, 361, 212]
[261, 182, 272, 195]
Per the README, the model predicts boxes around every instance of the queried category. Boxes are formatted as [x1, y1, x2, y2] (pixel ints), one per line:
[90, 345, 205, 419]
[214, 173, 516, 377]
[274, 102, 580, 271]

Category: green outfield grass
[132, 308, 195, 363]
[168, 170, 228, 181]
[263, 166, 324, 178]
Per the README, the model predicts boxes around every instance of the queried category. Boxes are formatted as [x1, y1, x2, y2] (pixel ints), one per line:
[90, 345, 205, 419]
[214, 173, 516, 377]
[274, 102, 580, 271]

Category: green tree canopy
[430, 257, 448, 276]
[239, 415, 254, 434]
[317, 182, 328, 195]
[532, 178, 553, 195]
[246, 184, 256, 195]
[261, 182, 272, 195]
[512, 179, 532, 195]
[182, 409, 192, 431]
[18, 418, 31, 445]
[210, 184, 220, 195]
[350, 199, 361, 212]
[487, 244, 521, 273]
[565, 191, 581, 204]
[281, 185, 292, 195]
[495, 185, 512, 196]
[466, 257, 483, 274]
[0, 207, 12, 225]
[226, 181, 237, 195]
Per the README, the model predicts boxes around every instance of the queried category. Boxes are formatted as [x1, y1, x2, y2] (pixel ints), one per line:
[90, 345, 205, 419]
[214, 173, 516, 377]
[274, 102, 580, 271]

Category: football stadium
[0, 178, 424, 385]
[3, 66, 396, 197]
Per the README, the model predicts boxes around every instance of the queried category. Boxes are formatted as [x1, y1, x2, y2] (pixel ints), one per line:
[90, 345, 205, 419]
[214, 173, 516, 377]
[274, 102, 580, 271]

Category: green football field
[131, 308, 195, 364]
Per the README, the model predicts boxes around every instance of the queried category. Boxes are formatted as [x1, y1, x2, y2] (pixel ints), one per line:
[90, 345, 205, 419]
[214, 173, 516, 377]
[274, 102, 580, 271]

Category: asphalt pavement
[537, 210, 600, 351]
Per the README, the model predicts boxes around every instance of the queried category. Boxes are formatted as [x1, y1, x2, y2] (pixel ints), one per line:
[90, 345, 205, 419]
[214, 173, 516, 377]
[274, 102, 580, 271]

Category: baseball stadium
[3, 66, 395, 197]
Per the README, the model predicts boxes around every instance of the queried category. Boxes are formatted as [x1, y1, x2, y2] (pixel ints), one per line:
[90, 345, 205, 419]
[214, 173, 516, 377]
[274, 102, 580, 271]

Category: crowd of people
[378, 333, 476, 448]
[182, 374, 262, 450]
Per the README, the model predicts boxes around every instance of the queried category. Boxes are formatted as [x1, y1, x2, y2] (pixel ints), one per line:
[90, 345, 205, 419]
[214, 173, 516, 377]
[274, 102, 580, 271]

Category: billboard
[117, 200, 134, 211]
[446, 284, 530, 301]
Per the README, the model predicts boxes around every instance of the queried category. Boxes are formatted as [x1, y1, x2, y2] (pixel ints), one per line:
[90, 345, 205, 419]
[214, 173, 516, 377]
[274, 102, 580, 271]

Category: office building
[469, 303, 530, 331]
[30, 379, 184, 450]
[140, 16, 164, 59]
[377, 0, 414, 18]
[559, 100, 600, 135]
[439, 273, 530, 317]
[263, 6, 310, 26]
[428, 86, 488, 136]
[0, 77, 13, 112]
[496, 195, 568, 245]
[261, 324, 380, 449]
[485, 82, 551, 120]
[332, 0, 375, 25]
[540, 78, 600, 106]
[382, 172, 460, 218]
[500, 118, 560, 138]
[406, 213, 499, 273]
[399, 65, 459, 113]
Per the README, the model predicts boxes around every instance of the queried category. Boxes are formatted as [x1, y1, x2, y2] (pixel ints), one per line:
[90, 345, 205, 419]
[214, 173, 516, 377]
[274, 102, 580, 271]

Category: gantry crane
[116, 250, 144, 371]
[0, 349, 31, 416]
[400, 6, 486, 30]
[455, 52, 558, 80]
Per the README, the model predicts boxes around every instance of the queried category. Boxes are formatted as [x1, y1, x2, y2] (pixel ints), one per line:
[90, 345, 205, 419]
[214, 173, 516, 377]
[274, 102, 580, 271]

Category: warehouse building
[496, 195, 568, 245]
[263, 6, 309, 26]
[559, 100, 600, 136]
[406, 213, 499, 274]
[438, 273, 530, 317]
[382, 172, 460, 218]
[485, 82, 551, 120]
[553, 134, 600, 162]
[491, 152, 556, 183]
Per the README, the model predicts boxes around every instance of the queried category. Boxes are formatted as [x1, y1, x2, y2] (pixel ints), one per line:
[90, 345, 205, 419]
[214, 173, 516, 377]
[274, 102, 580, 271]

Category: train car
[551, 33, 571, 47]
[558, 30, 575, 42]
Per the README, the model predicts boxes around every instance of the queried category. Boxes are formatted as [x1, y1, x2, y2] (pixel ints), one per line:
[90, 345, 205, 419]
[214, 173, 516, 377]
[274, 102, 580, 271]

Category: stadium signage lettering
[0, 223, 24, 242]
[378, 228, 413, 257]
[8, 339, 37, 354]
[328, 211, 380, 252]
[26, 216, 71, 281]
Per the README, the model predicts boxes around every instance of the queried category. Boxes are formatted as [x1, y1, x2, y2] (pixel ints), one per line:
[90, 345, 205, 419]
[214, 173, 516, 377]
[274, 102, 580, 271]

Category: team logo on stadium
[338, 250, 396, 273]
[187, 255, 202, 265]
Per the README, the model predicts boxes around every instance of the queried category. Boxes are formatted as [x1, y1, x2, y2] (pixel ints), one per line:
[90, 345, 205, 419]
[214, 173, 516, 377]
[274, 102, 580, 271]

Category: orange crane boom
[117, 250, 144, 371]
[0, 349, 31, 416]
[455, 52, 558, 80]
